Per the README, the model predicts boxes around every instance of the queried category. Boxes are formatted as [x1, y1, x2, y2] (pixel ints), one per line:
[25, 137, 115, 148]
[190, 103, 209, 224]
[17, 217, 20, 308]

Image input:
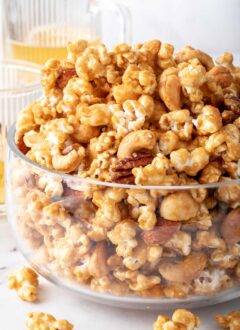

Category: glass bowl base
[28, 258, 240, 311]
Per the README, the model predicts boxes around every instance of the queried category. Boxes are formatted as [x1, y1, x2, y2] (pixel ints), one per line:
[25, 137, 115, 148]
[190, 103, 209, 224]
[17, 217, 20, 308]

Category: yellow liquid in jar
[9, 25, 100, 65]
[10, 41, 67, 65]
[0, 161, 4, 205]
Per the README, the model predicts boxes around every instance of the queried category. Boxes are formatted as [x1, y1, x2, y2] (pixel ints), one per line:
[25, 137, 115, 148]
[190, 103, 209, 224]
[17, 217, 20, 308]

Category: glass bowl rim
[8, 124, 240, 190]
[0, 59, 41, 94]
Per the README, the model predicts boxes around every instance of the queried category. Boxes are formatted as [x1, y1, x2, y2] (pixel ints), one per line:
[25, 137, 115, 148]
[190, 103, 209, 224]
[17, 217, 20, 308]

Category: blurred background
[0, 0, 240, 62]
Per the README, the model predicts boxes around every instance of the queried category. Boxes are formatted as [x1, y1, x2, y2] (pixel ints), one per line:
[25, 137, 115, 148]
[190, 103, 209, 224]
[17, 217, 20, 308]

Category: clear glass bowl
[0, 60, 41, 215]
[7, 125, 240, 310]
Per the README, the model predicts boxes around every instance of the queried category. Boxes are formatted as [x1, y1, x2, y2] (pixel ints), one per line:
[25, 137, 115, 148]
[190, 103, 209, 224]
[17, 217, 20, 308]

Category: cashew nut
[159, 67, 182, 111]
[159, 253, 207, 283]
[160, 191, 199, 221]
[52, 145, 85, 173]
[220, 208, 240, 245]
[117, 130, 156, 159]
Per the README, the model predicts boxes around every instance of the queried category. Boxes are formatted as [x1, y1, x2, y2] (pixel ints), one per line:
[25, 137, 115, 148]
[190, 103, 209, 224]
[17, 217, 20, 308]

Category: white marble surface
[0, 217, 239, 329]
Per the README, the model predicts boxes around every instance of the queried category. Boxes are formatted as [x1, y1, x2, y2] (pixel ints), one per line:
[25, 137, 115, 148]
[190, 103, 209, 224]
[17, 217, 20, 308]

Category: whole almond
[142, 218, 180, 245]
[89, 242, 109, 277]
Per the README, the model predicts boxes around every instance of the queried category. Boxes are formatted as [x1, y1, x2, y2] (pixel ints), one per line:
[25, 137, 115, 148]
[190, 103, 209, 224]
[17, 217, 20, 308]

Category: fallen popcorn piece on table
[153, 309, 200, 330]
[216, 310, 240, 330]
[26, 312, 74, 330]
[8, 267, 39, 302]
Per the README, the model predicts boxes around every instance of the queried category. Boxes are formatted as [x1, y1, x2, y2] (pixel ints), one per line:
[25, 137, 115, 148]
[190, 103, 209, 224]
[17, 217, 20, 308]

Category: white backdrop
[0, 0, 240, 61]
[128, 0, 240, 57]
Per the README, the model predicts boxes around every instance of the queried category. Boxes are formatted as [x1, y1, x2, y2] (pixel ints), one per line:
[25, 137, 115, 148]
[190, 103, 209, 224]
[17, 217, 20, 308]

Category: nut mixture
[8, 267, 39, 302]
[153, 309, 200, 330]
[12, 39, 240, 299]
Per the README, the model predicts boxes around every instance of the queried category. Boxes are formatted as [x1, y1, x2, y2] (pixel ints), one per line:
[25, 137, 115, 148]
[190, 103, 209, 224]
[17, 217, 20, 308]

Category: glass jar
[3, 0, 131, 65]
[0, 60, 41, 215]
[7, 125, 240, 309]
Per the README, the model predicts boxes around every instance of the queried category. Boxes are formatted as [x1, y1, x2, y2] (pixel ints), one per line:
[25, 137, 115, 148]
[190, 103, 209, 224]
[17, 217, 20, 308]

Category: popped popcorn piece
[153, 309, 200, 330]
[163, 282, 191, 299]
[160, 191, 199, 221]
[108, 220, 138, 257]
[8, 267, 39, 302]
[133, 154, 178, 186]
[127, 189, 157, 230]
[178, 58, 206, 102]
[164, 231, 192, 256]
[26, 312, 73, 330]
[170, 147, 210, 176]
[193, 269, 232, 295]
[211, 244, 239, 269]
[129, 273, 161, 291]
[216, 311, 240, 330]
[159, 110, 193, 141]
[193, 231, 226, 251]
[194, 105, 222, 135]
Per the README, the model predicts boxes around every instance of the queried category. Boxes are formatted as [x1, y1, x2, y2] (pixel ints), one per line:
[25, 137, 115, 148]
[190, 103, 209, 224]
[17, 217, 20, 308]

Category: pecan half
[56, 68, 77, 89]
[220, 208, 240, 245]
[61, 187, 86, 210]
[110, 151, 154, 184]
[224, 96, 240, 114]
[17, 136, 30, 155]
[142, 218, 180, 245]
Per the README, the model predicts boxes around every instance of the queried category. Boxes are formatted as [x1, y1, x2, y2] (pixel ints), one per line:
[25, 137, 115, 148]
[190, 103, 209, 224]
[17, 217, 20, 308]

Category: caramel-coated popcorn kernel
[153, 309, 200, 330]
[26, 312, 73, 330]
[8, 267, 39, 302]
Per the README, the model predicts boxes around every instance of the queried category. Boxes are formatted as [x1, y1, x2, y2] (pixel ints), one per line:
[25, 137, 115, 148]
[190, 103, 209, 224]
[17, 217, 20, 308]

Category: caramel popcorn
[153, 309, 200, 330]
[193, 269, 232, 295]
[8, 267, 39, 302]
[26, 312, 73, 330]
[216, 311, 240, 330]
[15, 39, 240, 184]
[12, 39, 240, 299]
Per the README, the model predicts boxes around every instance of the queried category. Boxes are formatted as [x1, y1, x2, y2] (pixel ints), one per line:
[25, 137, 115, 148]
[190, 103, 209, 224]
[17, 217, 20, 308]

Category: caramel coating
[13, 39, 240, 299]
[160, 192, 199, 221]
[26, 312, 73, 330]
[216, 311, 240, 330]
[153, 309, 200, 330]
[8, 267, 39, 302]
